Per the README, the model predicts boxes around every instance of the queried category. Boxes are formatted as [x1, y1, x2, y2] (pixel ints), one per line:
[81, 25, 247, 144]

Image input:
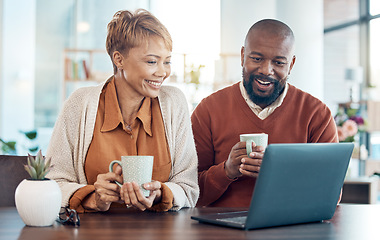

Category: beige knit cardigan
[46, 80, 199, 211]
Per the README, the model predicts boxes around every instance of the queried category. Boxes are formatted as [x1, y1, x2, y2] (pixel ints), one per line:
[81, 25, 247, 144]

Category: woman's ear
[113, 51, 124, 70]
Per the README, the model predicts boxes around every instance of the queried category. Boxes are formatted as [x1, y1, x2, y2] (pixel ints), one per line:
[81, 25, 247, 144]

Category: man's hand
[225, 141, 265, 179]
[240, 149, 264, 178]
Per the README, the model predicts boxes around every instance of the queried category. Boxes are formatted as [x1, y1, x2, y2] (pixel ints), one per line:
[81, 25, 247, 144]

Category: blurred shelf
[342, 176, 379, 204]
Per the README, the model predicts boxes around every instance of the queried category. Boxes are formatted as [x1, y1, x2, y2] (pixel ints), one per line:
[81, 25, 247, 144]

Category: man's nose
[258, 61, 274, 75]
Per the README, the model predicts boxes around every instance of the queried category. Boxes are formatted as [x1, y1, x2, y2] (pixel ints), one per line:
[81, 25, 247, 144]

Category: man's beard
[243, 71, 286, 108]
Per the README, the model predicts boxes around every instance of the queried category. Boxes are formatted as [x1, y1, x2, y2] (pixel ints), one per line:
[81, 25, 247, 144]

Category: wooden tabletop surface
[1, 204, 380, 240]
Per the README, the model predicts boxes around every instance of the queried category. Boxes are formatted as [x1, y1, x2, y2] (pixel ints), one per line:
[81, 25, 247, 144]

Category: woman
[46, 9, 199, 212]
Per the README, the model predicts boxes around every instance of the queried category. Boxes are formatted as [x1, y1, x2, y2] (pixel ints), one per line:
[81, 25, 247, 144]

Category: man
[191, 19, 338, 207]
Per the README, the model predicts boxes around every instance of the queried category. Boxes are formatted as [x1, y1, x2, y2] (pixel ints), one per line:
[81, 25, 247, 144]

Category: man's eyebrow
[274, 56, 288, 60]
[249, 52, 287, 60]
[249, 51, 263, 56]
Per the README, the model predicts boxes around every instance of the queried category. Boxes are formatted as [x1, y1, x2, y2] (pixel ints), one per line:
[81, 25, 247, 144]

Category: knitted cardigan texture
[46, 80, 199, 210]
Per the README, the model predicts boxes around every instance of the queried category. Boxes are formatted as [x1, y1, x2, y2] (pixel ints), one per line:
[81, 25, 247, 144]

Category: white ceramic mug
[109, 156, 154, 197]
[240, 133, 268, 156]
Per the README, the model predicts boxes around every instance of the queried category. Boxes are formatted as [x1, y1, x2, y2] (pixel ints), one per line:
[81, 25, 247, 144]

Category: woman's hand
[120, 180, 162, 211]
[83, 165, 124, 211]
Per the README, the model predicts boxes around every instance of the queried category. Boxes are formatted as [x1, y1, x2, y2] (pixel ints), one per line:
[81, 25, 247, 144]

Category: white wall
[1, 0, 35, 150]
[218, 0, 277, 86]
[221, 0, 276, 54]
[276, 0, 324, 100]
[220, 0, 324, 100]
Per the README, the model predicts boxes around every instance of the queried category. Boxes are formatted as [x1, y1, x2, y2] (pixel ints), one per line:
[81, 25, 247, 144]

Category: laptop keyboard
[217, 216, 247, 224]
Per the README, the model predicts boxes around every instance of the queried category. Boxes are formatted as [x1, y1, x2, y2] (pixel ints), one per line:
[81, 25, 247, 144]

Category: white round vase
[15, 179, 62, 227]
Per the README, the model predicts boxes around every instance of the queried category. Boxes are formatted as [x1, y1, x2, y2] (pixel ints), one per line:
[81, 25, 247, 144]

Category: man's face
[241, 29, 296, 109]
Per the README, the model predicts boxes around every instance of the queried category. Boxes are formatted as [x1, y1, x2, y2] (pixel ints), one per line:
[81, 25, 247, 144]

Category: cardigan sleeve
[158, 86, 200, 210]
[45, 85, 101, 208]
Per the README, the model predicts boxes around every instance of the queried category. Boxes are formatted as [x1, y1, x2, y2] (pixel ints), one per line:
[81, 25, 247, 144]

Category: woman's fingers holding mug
[95, 173, 121, 192]
[128, 182, 151, 211]
[121, 182, 150, 211]
[143, 181, 162, 204]
[143, 181, 161, 191]
[109, 166, 124, 185]
[121, 182, 133, 205]
[114, 164, 123, 175]
[93, 188, 120, 211]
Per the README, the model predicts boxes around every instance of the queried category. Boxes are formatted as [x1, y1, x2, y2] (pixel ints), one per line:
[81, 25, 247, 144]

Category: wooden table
[1, 204, 380, 240]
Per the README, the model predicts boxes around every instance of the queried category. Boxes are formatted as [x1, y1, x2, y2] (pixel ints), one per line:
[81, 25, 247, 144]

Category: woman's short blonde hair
[106, 9, 173, 73]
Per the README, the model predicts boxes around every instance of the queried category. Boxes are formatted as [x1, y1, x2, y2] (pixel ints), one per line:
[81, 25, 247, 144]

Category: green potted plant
[0, 138, 16, 155]
[186, 64, 205, 89]
[14, 150, 61, 227]
[0, 129, 39, 155]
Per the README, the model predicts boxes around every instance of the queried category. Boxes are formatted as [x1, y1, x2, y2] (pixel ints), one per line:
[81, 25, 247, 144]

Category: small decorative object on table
[14, 150, 62, 227]
[334, 104, 368, 160]
[334, 105, 367, 143]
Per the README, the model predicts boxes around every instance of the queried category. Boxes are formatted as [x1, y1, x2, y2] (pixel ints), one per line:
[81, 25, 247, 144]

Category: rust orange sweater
[191, 83, 338, 207]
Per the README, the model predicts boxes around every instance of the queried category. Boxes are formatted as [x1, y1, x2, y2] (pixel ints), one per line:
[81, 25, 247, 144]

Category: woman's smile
[144, 79, 163, 89]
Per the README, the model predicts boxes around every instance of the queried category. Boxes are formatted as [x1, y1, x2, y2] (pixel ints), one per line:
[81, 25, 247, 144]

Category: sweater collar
[239, 81, 289, 120]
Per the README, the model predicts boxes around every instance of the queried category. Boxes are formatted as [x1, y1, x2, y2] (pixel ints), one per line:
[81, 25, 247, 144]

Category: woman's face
[119, 36, 171, 98]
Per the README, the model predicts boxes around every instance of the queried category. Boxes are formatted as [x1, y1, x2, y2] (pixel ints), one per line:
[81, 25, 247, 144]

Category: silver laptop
[191, 143, 354, 230]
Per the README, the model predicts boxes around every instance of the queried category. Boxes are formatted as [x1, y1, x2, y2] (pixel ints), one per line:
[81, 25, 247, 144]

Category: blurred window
[370, 0, 380, 15]
[324, 25, 360, 107]
[324, 0, 359, 28]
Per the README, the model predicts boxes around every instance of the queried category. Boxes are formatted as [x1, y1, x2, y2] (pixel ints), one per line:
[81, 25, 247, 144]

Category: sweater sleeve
[159, 86, 200, 210]
[69, 185, 96, 213]
[309, 103, 339, 143]
[191, 100, 235, 207]
[45, 92, 87, 207]
[148, 183, 173, 212]
[45, 85, 100, 208]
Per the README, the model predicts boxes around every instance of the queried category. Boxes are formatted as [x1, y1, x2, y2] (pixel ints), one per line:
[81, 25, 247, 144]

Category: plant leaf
[0, 139, 16, 153]
[35, 150, 42, 171]
[5, 141, 16, 150]
[38, 169, 48, 180]
[27, 154, 36, 169]
[28, 146, 39, 152]
[25, 149, 49, 179]
[44, 158, 52, 171]
[25, 130, 37, 140]
[24, 165, 37, 179]
[24, 165, 33, 178]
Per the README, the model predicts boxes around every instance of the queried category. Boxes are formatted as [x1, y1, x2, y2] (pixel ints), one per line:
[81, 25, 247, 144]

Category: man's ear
[240, 46, 245, 67]
[288, 55, 296, 74]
